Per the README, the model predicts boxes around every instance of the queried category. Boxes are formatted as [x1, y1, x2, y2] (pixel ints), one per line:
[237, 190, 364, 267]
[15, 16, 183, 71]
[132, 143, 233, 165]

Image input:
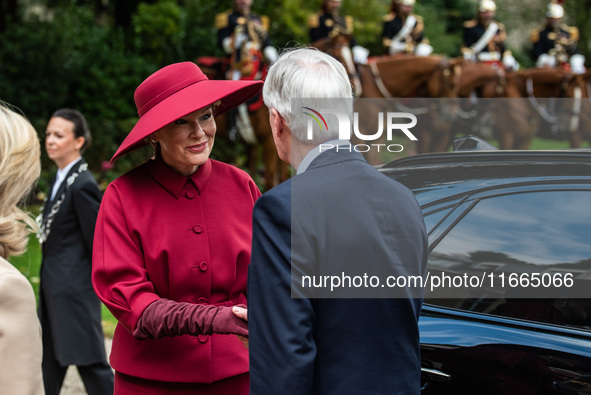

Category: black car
[380, 147, 591, 394]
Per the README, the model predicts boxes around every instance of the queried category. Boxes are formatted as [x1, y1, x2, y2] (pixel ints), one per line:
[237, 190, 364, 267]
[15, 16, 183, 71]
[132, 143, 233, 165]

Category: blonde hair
[0, 102, 41, 259]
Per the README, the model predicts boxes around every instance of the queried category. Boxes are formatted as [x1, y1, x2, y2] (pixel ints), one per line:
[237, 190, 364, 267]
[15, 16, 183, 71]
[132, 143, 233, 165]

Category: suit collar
[297, 140, 354, 175]
[44, 159, 87, 219]
[305, 147, 367, 172]
[49, 158, 85, 204]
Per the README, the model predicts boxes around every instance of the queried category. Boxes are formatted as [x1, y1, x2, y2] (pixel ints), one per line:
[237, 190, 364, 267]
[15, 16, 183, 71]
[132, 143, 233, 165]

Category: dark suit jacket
[249, 149, 428, 394]
[39, 159, 106, 365]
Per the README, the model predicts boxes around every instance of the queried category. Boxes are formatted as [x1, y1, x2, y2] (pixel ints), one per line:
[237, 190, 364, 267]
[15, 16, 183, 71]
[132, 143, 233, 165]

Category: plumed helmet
[478, 0, 496, 12]
[546, 2, 564, 18]
[398, 0, 416, 6]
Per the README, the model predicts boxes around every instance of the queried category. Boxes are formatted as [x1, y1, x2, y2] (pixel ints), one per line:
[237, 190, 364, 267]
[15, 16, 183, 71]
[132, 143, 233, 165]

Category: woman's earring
[150, 139, 157, 160]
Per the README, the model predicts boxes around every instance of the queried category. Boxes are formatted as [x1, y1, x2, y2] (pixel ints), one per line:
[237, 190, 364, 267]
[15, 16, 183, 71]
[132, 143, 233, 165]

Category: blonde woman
[0, 101, 44, 394]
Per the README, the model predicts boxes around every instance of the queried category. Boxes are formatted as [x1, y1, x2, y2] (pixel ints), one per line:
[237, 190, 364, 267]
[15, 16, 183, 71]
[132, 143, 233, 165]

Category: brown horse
[454, 61, 536, 150]
[353, 54, 463, 163]
[505, 67, 588, 149]
[570, 70, 591, 148]
[513, 68, 588, 148]
[456, 63, 588, 150]
[310, 33, 363, 96]
[195, 57, 289, 190]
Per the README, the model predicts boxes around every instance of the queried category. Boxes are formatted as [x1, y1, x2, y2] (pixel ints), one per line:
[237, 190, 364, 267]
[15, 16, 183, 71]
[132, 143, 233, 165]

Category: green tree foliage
[133, 0, 183, 64]
[0, 4, 152, 181]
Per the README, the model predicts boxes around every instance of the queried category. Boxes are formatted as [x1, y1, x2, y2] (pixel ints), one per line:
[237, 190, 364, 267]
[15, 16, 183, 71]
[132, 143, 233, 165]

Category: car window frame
[422, 182, 591, 334]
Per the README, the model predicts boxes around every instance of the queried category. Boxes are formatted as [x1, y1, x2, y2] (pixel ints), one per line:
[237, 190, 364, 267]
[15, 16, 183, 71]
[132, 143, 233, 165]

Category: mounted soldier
[308, 0, 369, 65]
[531, 1, 586, 74]
[461, 0, 519, 71]
[216, 0, 277, 81]
[382, 0, 433, 57]
[215, 0, 277, 143]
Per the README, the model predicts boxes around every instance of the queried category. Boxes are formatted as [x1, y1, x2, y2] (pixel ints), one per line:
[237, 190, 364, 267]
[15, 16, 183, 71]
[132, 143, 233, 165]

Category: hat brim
[111, 79, 263, 162]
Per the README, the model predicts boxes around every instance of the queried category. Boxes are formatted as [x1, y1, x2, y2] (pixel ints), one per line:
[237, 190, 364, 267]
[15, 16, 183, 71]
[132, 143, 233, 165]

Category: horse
[456, 62, 588, 150]
[195, 56, 289, 191]
[508, 67, 585, 147]
[454, 61, 537, 150]
[570, 70, 591, 148]
[353, 54, 463, 163]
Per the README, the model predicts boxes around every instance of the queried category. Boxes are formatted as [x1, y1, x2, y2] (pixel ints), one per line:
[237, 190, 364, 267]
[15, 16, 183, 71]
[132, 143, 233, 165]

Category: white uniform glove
[389, 40, 407, 55]
[503, 53, 519, 71]
[463, 50, 476, 61]
[222, 37, 233, 55]
[536, 53, 557, 68]
[234, 32, 248, 50]
[415, 43, 433, 57]
[352, 45, 370, 64]
[570, 54, 586, 74]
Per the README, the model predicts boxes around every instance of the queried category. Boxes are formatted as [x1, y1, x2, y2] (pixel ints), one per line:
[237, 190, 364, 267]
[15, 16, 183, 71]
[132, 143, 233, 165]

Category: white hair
[263, 47, 353, 143]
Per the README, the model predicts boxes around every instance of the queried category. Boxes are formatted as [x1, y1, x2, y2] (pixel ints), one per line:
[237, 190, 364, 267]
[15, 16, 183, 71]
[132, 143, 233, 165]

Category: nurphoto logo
[302, 107, 418, 153]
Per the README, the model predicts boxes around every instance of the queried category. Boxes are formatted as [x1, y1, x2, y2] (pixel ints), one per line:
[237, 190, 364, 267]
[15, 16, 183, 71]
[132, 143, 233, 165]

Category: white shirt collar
[51, 157, 82, 200]
[297, 139, 351, 175]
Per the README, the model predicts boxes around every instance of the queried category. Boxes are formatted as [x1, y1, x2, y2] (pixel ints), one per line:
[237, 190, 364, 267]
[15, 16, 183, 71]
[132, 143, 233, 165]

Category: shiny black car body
[380, 150, 591, 394]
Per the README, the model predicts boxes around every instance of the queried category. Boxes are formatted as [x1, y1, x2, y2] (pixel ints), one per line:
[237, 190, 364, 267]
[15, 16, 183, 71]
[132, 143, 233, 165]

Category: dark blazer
[39, 159, 106, 365]
[249, 149, 428, 394]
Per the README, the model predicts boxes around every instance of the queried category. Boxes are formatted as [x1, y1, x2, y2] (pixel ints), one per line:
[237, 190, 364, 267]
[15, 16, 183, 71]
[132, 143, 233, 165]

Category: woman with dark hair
[92, 62, 262, 394]
[39, 108, 114, 395]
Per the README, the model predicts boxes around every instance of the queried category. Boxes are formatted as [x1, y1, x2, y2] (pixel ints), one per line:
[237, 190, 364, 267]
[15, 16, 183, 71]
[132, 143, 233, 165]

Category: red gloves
[133, 298, 248, 340]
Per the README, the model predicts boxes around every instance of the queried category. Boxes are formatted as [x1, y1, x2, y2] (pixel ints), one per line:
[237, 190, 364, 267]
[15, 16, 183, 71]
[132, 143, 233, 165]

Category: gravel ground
[59, 338, 113, 395]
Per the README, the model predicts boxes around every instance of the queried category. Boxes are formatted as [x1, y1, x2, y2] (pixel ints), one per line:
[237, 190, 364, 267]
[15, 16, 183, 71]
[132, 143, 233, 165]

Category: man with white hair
[247, 47, 428, 394]
[382, 0, 433, 56]
[531, 1, 585, 74]
[462, 0, 519, 71]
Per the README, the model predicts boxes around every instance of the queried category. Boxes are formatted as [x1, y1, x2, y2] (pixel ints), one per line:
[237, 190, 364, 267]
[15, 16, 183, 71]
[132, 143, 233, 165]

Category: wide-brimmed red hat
[111, 61, 263, 162]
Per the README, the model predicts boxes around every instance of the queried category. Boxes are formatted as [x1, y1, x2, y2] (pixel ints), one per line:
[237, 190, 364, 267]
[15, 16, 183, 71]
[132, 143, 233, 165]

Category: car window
[423, 208, 453, 234]
[424, 190, 591, 330]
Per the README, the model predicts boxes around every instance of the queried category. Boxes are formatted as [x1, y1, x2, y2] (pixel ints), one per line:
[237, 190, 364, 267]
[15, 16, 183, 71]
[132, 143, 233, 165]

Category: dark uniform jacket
[463, 19, 507, 55]
[216, 9, 271, 55]
[382, 12, 425, 54]
[531, 24, 579, 61]
[39, 159, 106, 365]
[308, 11, 358, 48]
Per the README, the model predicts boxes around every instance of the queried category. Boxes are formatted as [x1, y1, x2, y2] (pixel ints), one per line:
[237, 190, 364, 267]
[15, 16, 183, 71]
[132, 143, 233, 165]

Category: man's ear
[269, 108, 285, 138]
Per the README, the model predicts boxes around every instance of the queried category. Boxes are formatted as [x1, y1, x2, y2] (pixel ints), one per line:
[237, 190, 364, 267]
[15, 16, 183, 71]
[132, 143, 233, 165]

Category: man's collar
[297, 139, 351, 175]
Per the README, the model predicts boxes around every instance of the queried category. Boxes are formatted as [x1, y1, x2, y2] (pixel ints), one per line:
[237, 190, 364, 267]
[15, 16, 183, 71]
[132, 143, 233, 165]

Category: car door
[419, 185, 591, 394]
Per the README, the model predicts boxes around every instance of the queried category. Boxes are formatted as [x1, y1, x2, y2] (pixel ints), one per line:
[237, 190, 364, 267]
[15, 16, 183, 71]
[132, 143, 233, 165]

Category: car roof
[379, 150, 591, 207]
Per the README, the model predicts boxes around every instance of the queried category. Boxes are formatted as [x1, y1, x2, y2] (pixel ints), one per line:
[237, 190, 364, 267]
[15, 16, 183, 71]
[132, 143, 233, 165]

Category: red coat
[92, 157, 260, 383]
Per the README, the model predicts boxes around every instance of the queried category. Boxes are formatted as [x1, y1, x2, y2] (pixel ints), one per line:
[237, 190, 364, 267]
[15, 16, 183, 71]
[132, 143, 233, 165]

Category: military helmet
[478, 0, 496, 12]
[546, 2, 564, 18]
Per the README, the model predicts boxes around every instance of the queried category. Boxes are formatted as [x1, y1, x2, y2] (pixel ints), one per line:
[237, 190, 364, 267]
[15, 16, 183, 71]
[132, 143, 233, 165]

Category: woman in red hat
[92, 62, 263, 394]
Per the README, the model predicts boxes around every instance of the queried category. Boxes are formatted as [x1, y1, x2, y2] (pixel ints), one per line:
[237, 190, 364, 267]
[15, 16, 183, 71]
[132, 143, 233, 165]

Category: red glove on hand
[133, 299, 248, 339]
